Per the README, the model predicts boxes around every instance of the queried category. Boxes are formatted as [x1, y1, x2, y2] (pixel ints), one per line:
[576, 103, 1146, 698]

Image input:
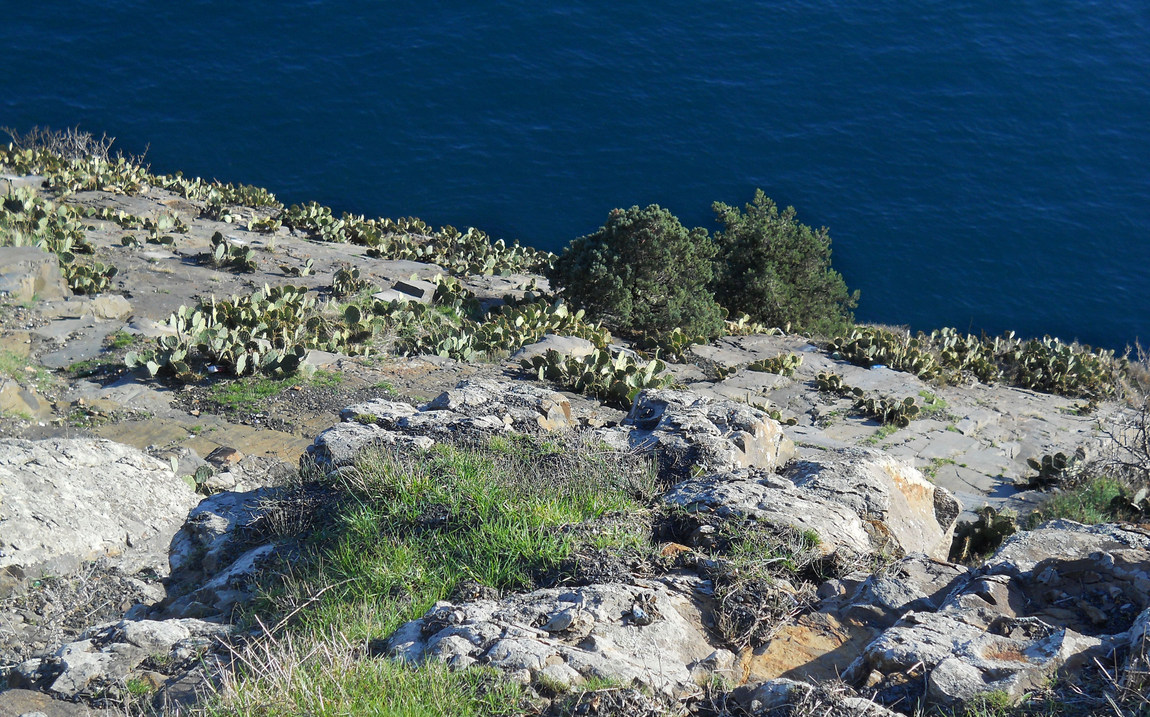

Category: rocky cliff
[1, 155, 1147, 716]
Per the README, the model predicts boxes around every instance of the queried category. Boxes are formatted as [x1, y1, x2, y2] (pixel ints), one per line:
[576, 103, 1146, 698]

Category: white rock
[0, 438, 199, 582]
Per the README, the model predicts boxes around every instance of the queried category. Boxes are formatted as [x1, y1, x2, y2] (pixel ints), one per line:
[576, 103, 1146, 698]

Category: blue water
[4, 1, 1148, 350]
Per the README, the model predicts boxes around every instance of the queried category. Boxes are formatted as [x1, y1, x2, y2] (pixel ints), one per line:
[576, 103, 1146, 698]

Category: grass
[208, 370, 345, 411]
[68, 354, 121, 377]
[1025, 475, 1127, 528]
[206, 632, 523, 717]
[107, 330, 135, 349]
[1, 408, 34, 421]
[924, 457, 957, 480]
[207, 435, 658, 716]
[309, 370, 343, 389]
[209, 376, 298, 411]
[371, 379, 396, 393]
[862, 423, 900, 446]
[124, 676, 157, 697]
[0, 348, 51, 385]
[918, 389, 949, 418]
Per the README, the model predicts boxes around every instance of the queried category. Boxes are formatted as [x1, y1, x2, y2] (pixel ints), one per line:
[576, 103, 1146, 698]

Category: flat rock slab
[0, 438, 200, 582]
[39, 324, 125, 370]
[0, 378, 53, 420]
[682, 332, 1125, 519]
[0, 246, 69, 302]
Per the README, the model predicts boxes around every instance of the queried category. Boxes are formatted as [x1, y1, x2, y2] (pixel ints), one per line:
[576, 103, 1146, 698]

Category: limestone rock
[163, 488, 290, 617]
[0, 438, 199, 583]
[741, 611, 879, 684]
[0, 688, 115, 716]
[785, 447, 961, 560]
[663, 448, 961, 561]
[387, 582, 719, 696]
[425, 379, 576, 432]
[0, 172, 45, 194]
[842, 554, 970, 627]
[620, 389, 796, 476]
[82, 293, 132, 320]
[844, 521, 1150, 709]
[0, 246, 69, 302]
[373, 277, 437, 304]
[664, 468, 875, 557]
[13, 618, 229, 701]
[164, 544, 279, 618]
[312, 381, 579, 468]
[306, 420, 435, 468]
[511, 335, 596, 363]
[855, 611, 1102, 707]
[736, 678, 899, 716]
[0, 377, 53, 420]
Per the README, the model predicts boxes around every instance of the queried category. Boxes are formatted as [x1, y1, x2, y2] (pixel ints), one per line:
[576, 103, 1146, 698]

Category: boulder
[0, 688, 115, 716]
[736, 678, 900, 716]
[511, 335, 597, 363]
[785, 447, 961, 560]
[840, 554, 970, 627]
[163, 487, 290, 618]
[306, 421, 435, 469]
[372, 277, 437, 304]
[310, 381, 579, 468]
[663, 449, 961, 561]
[0, 173, 45, 194]
[425, 379, 576, 432]
[0, 246, 69, 302]
[0, 438, 200, 585]
[664, 468, 875, 557]
[387, 581, 724, 696]
[82, 293, 132, 320]
[0, 377, 53, 420]
[844, 521, 1150, 709]
[740, 611, 879, 684]
[854, 611, 1102, 707]
[619, 389, 796, 476]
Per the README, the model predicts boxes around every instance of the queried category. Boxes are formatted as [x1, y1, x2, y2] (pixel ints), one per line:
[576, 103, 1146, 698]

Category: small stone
[205, 446, 243, 469]
[541, 608, 577, 633]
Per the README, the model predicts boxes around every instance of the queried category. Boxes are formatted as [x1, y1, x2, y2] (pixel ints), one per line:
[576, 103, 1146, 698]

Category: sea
[3, 1, 1148, 350]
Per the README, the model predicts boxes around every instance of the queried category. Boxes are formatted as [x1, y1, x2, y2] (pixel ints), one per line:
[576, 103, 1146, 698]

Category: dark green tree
[548, 205, 725, 339]
[711, 189, 858, 336]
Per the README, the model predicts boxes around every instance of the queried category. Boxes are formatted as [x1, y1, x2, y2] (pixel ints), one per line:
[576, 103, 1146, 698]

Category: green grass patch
[1, 407, 34, 422]
[209, 376, 299, 411]
[216, 435, 657, 715]
[370, 379, 396, 393]
[209, 369, 349, 410]
[68, 354, 122, 377]
[924, 457, 957, 480]
[206, 633, 523, 716]
[107, 330, 135, 349]
[307, 369, 343, 390]
[1025, 476, 1127, 528]
[0, 349, 50, 384]
[862, 422, 901, 446]
[918, 389, 949, 418]
[294, 437, 657, 640]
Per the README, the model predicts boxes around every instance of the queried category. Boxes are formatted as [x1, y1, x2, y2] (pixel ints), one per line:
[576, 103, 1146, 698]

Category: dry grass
[196, 627, 522, 716]
[2, 124, 147, 164]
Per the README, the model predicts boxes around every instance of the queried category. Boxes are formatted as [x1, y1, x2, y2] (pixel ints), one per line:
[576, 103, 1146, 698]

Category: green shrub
[711, 190, 857, 336]
[548, 205, 725, 340]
